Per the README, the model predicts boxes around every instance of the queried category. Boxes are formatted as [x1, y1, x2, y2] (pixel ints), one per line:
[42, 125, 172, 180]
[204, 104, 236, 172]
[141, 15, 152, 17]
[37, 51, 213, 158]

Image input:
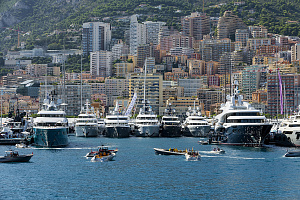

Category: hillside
[1, 0, 300, 53]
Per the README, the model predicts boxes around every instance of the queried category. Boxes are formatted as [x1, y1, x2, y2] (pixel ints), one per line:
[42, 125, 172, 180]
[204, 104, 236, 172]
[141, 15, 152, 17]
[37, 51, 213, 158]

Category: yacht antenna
[144, 59, 147, 103]
[80, 54, 83, 112]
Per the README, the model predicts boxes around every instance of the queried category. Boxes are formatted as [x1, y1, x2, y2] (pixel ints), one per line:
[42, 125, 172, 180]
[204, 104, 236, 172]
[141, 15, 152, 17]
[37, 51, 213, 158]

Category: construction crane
[1, 27, 25, 48]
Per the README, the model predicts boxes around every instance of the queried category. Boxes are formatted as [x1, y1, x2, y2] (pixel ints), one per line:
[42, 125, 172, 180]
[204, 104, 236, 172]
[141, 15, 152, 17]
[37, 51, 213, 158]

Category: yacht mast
[144, 60, 146, 103]
[80, 54, 83, 112]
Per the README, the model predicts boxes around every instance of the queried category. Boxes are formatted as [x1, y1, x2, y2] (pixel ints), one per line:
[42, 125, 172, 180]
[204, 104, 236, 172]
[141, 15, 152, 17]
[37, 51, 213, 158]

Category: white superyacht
[104, 102, 131, 138]
[75, 100, 98, 137]
[278, 106, 300, 146]
[135, 100, 160, 137]
[182, 105, 210, 137]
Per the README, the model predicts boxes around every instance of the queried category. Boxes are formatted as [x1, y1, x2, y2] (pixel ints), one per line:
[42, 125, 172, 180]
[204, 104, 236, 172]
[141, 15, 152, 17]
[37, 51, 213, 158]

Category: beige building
[114, 62, 134, 77]
[217, 11, 247, 40]
[128, 73, 163, 113]
[291, 43, 300, 61]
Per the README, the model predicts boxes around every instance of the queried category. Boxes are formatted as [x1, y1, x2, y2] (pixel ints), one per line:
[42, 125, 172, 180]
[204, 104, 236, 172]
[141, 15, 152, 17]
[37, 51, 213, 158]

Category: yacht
[278, 108, 300, 146]
[160, 104, 181, 137]
[33, 96, 69, 147]
[214, 81, 272, 146]
[134, 60, 160, 137]
[75, 100, 98, 137]
[97, 118, 105, 135]
[182, 105, 210, 137]
[135, 100, 160, 137]
[104, 102, 131, 138]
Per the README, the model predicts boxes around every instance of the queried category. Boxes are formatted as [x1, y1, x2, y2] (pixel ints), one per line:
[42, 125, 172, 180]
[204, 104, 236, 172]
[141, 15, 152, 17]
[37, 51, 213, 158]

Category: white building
[291, 43, 300, 61]
[143, 21, 166, 46]
[82, 22, 111, 55]
[178, 79, 203, 97]
[130, 15, 146, 55]
[90, 51, 113, 78]
[111, 42, 129, 61]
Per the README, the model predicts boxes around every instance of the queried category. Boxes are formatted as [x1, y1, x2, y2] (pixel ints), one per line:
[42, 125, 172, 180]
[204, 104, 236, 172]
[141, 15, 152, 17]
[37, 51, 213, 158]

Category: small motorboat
[154, 148, 187, 155]
[0, 150, 33, 163]
[86, 145, 118, 157]
[210, 147, 225, 154]
[285, 151, 300, 157]
[185, 150, 201, 161]
[199, 140, 209, 145]
[91, 151, 116, 162]
[15, 143, 29, 148]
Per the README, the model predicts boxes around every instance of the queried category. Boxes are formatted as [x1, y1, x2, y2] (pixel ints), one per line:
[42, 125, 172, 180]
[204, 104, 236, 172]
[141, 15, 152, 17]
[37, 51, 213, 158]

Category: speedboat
[284, 151, 300, 157]
[185, 150, 201, 161]
[0, 150, 33, 163]
[15, 143, 29, 148]
[91, 149, 116, 162]
[153, 148, 187, 155]
[86, 145, 118, 157]
[210, 147, 225, 154]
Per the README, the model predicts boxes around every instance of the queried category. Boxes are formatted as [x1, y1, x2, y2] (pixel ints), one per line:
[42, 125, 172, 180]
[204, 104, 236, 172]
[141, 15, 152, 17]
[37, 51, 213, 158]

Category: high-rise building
[248, 26, 268, 38]
[128, 73, 163, 113]
[217, 11, 247, 40]
[291, 43, 300, 61]
[143, 21, 166, 45]
[137, 44, 153, 67]
[267, 73, 297, 116]
[111, 41, 129, 61]
[199, 39, 232, 62]
[181, 12, 210, 40]
[178, 79, 203, 97]
[130, 15, 146, 55]
[82, 22, 111, 55]
[235, 29, 249, 47]
[90, 51, 113, 78]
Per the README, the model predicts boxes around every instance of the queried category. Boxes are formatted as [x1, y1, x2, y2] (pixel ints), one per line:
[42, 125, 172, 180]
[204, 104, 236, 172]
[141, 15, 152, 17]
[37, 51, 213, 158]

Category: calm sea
[1, 136, 299, 200]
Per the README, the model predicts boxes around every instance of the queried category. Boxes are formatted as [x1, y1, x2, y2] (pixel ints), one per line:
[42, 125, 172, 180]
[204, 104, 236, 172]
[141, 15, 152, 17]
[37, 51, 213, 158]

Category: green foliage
[64, 54, 90, 73]
[0, 52, 4, 67]
[1, 0, 300, 53]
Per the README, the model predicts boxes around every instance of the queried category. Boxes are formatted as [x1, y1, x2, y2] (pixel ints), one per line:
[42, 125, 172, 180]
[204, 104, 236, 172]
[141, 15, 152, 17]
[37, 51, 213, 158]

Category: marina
[0, 136, 299, 199]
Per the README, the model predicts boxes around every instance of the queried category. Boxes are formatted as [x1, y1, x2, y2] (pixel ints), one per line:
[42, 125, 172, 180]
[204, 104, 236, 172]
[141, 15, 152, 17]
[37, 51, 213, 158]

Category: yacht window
[289, 124, 300, 127]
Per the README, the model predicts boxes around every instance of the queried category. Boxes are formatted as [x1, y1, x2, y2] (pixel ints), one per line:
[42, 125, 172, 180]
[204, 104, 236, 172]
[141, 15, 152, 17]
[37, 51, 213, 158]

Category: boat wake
[30, 147, 101, 150]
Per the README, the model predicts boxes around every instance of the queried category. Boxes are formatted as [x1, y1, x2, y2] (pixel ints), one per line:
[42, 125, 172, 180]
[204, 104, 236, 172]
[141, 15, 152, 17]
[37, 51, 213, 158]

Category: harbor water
[1, 136, 299, 199]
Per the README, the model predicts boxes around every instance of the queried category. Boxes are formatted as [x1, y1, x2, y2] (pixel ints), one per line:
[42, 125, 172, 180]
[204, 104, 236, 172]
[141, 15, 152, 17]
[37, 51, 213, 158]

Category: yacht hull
[220, 124, 272, 146]
[105, 126, 131, 138]
[136, 125, 159, 137]
[75, 126, 98, 137]
[160, 125, 181, 137]
[182, 125, 211, 137]
[33, 127, 69, 147]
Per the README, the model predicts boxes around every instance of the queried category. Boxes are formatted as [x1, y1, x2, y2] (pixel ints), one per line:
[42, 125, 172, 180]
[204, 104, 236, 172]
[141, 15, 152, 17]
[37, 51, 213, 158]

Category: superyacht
[160, 104, 181, 137]
[135, 100, 160, 137]
[214, 81, 272, 146]
[33, 93, 69, 147]
[75, 100, 98, 137]
[182, 105, 210, 137]
[278, 107, 300, 146]
[104, 102, 131, 138]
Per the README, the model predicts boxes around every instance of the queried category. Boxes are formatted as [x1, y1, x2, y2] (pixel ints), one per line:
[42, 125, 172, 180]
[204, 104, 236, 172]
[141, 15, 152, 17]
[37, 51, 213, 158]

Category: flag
[278, 69, 283, 115]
